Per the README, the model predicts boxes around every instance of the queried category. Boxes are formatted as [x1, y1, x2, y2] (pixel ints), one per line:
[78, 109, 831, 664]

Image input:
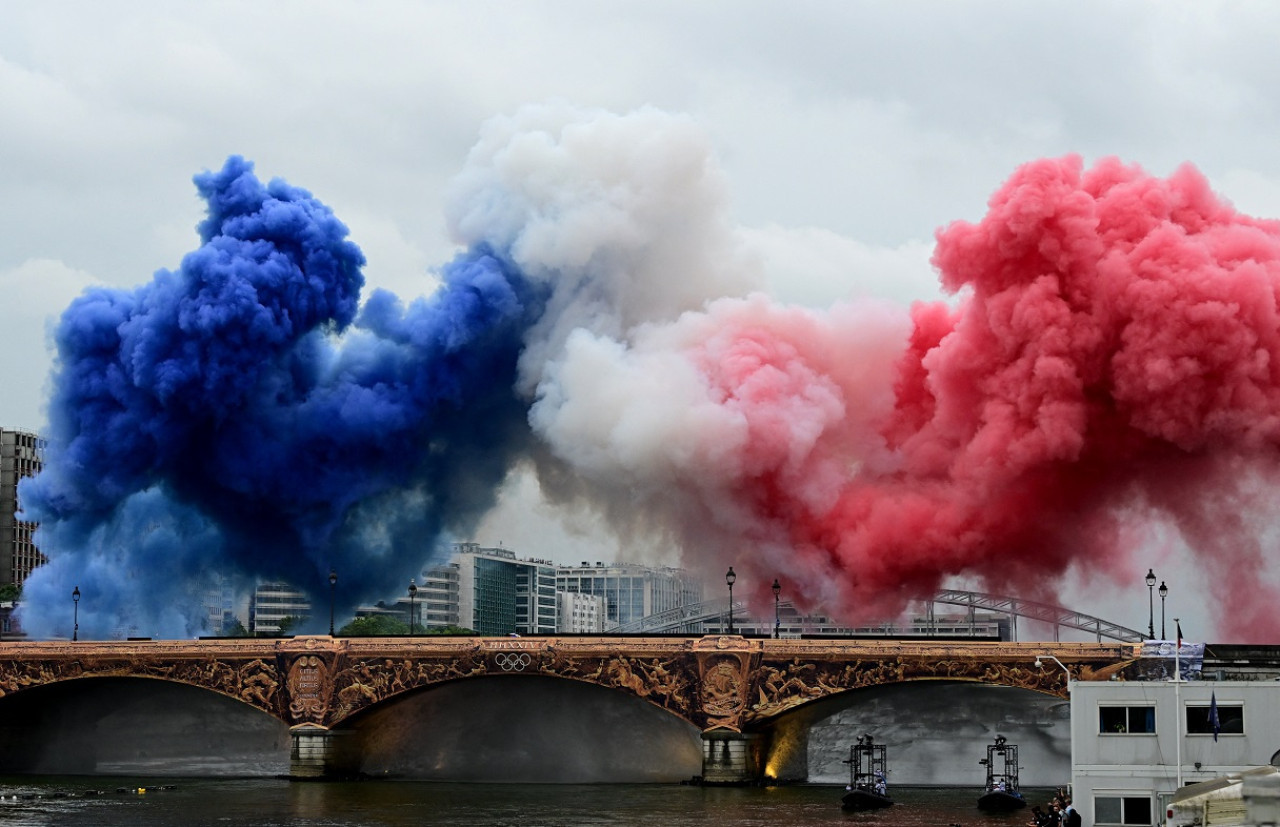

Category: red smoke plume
[770, 156, 1280, 639]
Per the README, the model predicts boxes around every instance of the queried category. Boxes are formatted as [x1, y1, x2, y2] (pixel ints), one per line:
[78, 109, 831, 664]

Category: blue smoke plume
[19, 156, 546, 638]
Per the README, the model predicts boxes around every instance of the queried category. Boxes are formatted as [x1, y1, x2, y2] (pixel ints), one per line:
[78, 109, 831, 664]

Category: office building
[452, 543, 558, 636]
[203, 573, 251, 635]
[0, 428, 45, 588]
[365, 546, 705, 636]
[404, 547, 697, 635]
[249, 582, 311, 634]
[557, 561, 703, 629]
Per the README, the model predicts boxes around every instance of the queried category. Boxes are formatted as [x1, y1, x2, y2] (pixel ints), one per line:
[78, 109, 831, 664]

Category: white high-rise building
[406, 561, 462, 631]
[249, 582, 311, 634]
[558, 590, 606, 633]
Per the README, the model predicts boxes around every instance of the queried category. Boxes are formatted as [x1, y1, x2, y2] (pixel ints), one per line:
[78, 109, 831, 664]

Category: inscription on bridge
[0, 637, 1139, 732]
[484, 639, 544, 650]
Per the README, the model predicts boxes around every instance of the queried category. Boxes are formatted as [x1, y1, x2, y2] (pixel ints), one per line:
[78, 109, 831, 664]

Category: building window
[1099, 706, 1155, 734]
[1187, 704, 1244, 735]
[1095, 796, 1152, 825]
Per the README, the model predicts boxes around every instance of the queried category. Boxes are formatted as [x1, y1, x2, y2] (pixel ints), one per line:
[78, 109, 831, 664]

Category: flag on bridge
[1210, 691, 1220, 742]
[1176, 620, 1183, 649]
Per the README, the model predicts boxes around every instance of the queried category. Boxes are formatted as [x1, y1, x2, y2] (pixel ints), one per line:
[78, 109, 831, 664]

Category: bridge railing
[930, 589, 1145, 643]
[607, 588, 1146, 642]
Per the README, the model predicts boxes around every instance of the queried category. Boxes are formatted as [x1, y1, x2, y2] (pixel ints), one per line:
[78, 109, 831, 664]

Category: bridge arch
[323, 639, 712, 730]
[0, 675, 291, 776]
[758, 679, 1072, 786]
[740, 639, 1135, 730]
[336, 672, 702, 782]
[746, 665, 1068, 728]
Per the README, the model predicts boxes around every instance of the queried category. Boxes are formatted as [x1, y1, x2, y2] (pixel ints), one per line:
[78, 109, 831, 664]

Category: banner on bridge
[1137, 640, 1204, 681]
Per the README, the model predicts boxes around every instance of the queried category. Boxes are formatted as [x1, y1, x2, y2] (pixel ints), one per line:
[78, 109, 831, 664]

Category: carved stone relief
[0, 638, 1133, 733]
[699, 656, 747, 729]
[286, 655, 329, 723]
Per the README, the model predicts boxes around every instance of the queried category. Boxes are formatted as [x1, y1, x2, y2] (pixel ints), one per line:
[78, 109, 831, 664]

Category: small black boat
[976, 734, 1026, 811]
[841, 734, 894, 810]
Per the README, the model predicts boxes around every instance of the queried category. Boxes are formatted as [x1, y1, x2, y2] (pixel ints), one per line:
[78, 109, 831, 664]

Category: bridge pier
[700, 730, 766, 785]
[289, 725, 357, 780]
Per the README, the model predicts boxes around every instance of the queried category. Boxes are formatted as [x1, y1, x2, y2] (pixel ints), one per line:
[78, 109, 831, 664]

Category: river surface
[0, 778, 1060, 827]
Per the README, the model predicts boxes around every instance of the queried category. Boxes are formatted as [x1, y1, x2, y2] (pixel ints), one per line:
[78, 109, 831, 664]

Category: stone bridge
[0, 635, 1140, 782]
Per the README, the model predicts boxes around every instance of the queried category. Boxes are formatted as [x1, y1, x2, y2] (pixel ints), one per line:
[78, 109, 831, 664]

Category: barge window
[1099, 705, 1155, 734]
[1187, 703, 1244, 735]
[1095, 795, 1152, 825]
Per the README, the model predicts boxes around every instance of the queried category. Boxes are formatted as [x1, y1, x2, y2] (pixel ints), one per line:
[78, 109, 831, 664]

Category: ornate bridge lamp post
[328, 569, 338, 636]
[725, 567, 736, 635]
[408, 579, 418, 636]
[1158, 580, 1168, 640]
[72, 586, 80, 642]
[1145, 568, 1156, 640]
[772, 578, 781, 639]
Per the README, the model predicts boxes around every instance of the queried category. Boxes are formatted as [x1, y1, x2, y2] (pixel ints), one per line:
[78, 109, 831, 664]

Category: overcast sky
[5, 1, 1280, 639]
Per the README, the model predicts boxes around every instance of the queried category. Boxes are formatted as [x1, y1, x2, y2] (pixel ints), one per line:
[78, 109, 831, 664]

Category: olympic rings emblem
[494, 652, 531, 672]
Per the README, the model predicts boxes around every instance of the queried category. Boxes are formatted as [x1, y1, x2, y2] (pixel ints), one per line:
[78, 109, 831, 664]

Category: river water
[0, 778, 1059, 827]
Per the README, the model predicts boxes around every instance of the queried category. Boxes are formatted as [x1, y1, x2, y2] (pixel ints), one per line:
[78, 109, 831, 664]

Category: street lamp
[725, 567, 736, 635]
[72, 586, 80, 642]
[408, 579, 418, 636]
[1158, 581, 1168, 640]
[1034, 654, 1072, 692]
[1145, 568, 1157, 640]
[772, 578, 781, 639]
[328, 569, 337, 636]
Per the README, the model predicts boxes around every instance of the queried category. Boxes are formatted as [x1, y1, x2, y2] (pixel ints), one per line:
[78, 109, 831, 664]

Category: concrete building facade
[1071, 677, 1280, 827]
[557, 590, 606, 633]
[0, 428, 45, 588]
[410, 562, 462, 630]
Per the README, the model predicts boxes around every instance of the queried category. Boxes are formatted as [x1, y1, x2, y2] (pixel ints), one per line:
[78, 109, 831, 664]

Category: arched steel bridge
[607, 588, 1146, 642]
